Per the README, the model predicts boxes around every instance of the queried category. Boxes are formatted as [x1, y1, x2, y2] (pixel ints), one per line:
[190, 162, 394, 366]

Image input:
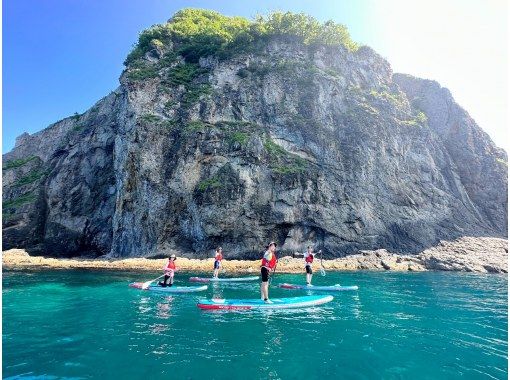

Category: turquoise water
[2, 270, 508, 379]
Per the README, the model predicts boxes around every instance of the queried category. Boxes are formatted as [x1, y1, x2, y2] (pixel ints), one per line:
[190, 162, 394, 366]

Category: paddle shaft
[142, 274, 165, 289]
[320, 250, 326, 276]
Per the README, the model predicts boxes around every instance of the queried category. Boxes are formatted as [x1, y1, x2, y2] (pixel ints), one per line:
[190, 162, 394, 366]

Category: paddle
[141, 274, 165, 290]
[319, 250, 326, 276]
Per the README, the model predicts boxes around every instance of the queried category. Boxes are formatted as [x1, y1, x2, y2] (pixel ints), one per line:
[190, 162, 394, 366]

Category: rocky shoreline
[2, 237, 507, 274]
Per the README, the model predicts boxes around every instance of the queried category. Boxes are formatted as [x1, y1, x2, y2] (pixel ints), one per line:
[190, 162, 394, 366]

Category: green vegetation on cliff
[264, 138, 308, 175]
[197, 176, 222, 192]
[2, 193, 37, 210]
[228, 131, 250, 146]
[125, 9, 358, 66]
[13, 170, 48, 187]
[495, 157, 507, 167]
[3, 156, 38, 170]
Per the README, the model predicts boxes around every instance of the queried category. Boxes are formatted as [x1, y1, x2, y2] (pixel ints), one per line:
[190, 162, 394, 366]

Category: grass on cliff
[215, 120, 257, 146]
[159, 62, 212, 107]
[126, 52, 179, 81]
[2, 193, 37, 210]
[197, 176, 222, 192]
[496, 158, 508, 167]
[264, 138, 308, 175]
[13, 170, 48, 187]
[184, 120, 215, 133]
[397, 111, 428, 128]
[125, 9, 358, 66]
[369, 89, 407, 107]
[140, 113, 162, 124]
[126, 61, 159, 81]
[228, 131, 250, 146]
[271, 158, 308, 175]
[3, 156, 38, 171]
[139, 113, 178, 130]
[263, 139, 287, 156]
[181, 83, 212, 107]
[166, 63, 206, 86]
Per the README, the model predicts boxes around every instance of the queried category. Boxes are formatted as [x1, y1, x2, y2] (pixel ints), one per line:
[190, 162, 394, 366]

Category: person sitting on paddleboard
[213, 247, 224, 278]
[158, 254, 176, 287]
[260, 241, 278, 303]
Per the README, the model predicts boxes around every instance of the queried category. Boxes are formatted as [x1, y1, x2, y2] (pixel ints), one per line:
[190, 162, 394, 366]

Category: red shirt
[215, 253, 223, 261]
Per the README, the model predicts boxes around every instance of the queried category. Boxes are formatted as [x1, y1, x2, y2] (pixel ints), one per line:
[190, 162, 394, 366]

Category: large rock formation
[2, 10, 507, 258]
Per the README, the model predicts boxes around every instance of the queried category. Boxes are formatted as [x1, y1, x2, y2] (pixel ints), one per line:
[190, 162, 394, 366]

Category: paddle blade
[141, 281, 153, 289]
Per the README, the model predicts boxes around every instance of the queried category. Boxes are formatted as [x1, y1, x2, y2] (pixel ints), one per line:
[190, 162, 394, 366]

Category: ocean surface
[2, 269, 508, 379]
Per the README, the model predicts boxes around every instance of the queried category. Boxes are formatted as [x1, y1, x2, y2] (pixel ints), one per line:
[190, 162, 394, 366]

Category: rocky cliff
[2, 10, 507, 258]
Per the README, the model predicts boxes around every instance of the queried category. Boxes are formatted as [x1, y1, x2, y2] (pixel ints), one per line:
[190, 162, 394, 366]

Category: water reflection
[351, 293, 362, 319]
[136, 296, 151, 314]
[156, 296, 175, 319]
[211, 282, 225, 299]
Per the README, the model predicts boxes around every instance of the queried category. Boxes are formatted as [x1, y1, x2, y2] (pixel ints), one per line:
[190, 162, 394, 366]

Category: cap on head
[267, 241, 277, 248]
[170, 254, 176, 259]
[217, 247, 223, 252]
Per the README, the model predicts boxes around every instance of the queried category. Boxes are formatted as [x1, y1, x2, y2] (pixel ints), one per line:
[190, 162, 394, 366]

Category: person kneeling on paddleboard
[260, 242, 278, 303]
[213, 247, 224, 278]
[159, 254, 176, 287]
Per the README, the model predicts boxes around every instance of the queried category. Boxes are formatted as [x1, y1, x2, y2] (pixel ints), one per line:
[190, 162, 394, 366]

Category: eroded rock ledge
[3, 237, 507, 274]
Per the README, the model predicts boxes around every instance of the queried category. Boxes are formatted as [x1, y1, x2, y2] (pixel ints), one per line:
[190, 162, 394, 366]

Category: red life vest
[164, 260, 176, 271]
[305, 253, 314, 264]
[261, 251, 277, 269]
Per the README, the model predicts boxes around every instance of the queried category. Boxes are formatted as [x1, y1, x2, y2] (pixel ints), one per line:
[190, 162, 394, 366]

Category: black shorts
[306, 265, 312, 274]
[214, 260, 220, 269]
[261, 267, 270, 282]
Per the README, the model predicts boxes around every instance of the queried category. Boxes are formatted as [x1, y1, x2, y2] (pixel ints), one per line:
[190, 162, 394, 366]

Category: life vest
[261, 251, 277, 269]
[215, 253, 223, 261]
[305, 253, 314, 264]
[164, 260, 176, 272]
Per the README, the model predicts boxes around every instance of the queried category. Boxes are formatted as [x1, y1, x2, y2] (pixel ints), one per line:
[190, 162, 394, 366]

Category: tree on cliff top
[124, 8, 359, 65]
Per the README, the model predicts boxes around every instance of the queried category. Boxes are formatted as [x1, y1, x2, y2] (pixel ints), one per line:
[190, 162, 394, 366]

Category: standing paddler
[158, 254, 177, 287]
[260, 241, 278, 303]
[295, 246, 321, 285]
[213, 247, 224, 278]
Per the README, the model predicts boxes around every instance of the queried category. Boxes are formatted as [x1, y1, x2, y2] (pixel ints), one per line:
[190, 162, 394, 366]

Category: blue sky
[3, 0, 508, 153]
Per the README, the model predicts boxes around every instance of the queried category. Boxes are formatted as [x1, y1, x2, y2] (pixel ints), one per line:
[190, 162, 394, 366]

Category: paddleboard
[279, 283, 359, 291]
[189, 276, 259, 283]
[197, 295, 333, 310]
[129, 282, 208, 293]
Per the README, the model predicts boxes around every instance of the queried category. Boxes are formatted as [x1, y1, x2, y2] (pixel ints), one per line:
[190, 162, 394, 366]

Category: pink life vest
[164, 260, 176, 272]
